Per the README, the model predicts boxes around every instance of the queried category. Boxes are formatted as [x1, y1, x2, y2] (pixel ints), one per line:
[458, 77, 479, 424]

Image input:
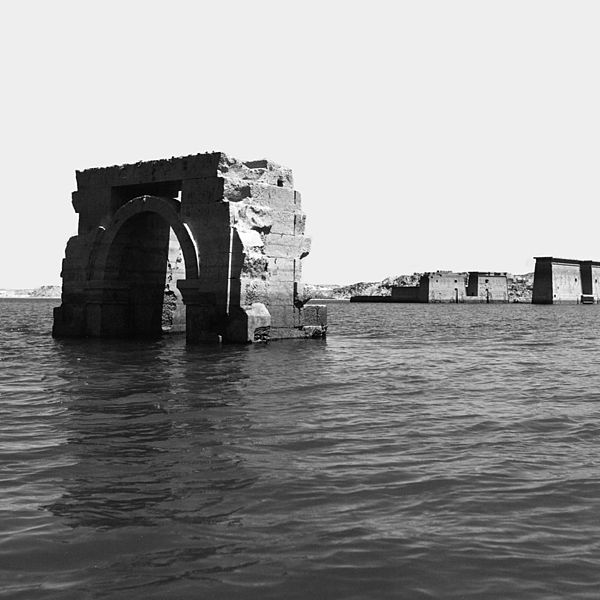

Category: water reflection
[44, 337, 269, 531]
[27, 336, 337, 595]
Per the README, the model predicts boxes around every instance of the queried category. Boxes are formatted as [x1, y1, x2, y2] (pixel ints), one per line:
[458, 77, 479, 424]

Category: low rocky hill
[29, 285, 62, 298]
[0, 285, 62, 299]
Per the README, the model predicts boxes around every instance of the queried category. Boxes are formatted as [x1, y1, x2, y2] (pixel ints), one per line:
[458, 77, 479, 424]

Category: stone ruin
[532, 256, 600, 304]
[52, 153, 327, 343]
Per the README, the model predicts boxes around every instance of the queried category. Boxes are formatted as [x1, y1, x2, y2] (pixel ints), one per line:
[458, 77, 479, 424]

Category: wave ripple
[1, 300, 600, 599]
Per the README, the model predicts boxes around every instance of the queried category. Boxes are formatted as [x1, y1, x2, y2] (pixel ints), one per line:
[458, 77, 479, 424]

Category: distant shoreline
[0, 295, 60, 300]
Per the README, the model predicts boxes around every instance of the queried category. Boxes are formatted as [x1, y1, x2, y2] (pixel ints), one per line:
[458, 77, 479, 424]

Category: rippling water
[2, 299, 600, 599]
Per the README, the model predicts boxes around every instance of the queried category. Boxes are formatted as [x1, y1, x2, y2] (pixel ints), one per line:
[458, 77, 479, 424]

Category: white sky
[2, 0, 600, 287]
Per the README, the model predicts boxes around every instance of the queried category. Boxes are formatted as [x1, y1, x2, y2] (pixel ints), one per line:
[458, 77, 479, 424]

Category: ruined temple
[350, 271, 509, 303]
[52, 153, 327, 343]
[532, 256, 600, 304]
[389, 271, 509, 303]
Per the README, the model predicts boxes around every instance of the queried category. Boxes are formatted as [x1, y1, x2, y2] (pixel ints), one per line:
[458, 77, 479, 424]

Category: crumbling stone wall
[53, 152, 326, 343]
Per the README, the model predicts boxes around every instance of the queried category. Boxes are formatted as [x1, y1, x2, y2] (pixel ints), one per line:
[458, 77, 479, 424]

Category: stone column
[177, 280, 221, 343]
[181, 178, 233, 319]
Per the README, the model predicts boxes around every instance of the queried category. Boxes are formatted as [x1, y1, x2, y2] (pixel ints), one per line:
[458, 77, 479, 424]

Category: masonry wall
[532, 258, 554, 304]
[485, 276, 509, 303]
[551, 263, 582, 304]
[391, 286, 420, 302]
[427, 273, 467, 303]
[224, 161, 311, 339]
[466, 272, 508, 303]
[532, 257, 600, 304]
[388, 272, 507, 303]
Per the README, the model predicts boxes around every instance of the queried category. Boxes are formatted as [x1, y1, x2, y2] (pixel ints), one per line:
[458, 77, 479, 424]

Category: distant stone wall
[533, 257, 600, 304]
[552, 263, 582, 303]
[426, 273, 467, 303]
[386, 271, 509, 303]
[391, 286, 420, 302]
[466, 272, 509, 303]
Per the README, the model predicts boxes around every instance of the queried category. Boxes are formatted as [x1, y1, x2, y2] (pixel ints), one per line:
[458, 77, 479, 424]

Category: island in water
[304, 272, 534, 303]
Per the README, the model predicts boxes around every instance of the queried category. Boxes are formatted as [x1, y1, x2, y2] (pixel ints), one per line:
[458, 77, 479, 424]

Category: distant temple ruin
[53, 153, 327, 343]
[532, 257, 600, 304]
[351, 271, 509, 303]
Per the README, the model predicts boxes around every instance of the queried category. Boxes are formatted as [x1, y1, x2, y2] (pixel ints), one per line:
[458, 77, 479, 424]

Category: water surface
[2, 299, 600, 599]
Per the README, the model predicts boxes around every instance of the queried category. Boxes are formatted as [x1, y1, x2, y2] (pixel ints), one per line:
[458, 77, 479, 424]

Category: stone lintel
[76, 153, 223, 189]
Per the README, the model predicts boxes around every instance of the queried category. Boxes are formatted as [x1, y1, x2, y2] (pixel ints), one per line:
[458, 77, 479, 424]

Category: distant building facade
[532, 257, 600, 304]
[389, 271, 509, 303]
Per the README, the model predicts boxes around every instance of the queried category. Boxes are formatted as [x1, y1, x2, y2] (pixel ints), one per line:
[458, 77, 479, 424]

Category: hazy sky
[2, 1, 600, 287]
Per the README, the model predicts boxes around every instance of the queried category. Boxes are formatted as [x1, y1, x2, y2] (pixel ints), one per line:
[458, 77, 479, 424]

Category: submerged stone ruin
[52, 153, 327, 343]
[532, 256, 600, 304]
[351, 271, 509, 303]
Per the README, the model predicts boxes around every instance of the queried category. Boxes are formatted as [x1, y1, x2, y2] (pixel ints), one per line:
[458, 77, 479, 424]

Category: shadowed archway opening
[93, 195, 199, 339]
[104, 211, 171, 337]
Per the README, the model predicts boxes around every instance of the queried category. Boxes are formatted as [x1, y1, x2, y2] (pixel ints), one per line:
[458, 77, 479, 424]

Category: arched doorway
[89, 195, 199, 338]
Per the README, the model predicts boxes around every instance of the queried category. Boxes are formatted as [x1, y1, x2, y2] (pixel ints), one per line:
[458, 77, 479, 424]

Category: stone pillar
[225, 303, 272, 343]
[181, 178, 232, 320]
[84, 280, 131, 337]
[177, 280, 221, 343]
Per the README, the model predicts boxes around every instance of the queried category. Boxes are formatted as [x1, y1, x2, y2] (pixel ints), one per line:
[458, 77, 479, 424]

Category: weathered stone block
[301, 325, 326, 338]
[269, 327, 305, 340]
[300, 304, 327, 327]
[265, 233, 310, 259]
[240, 278, 295, 306]
[269, 211, 296, 235]
[219, 156, 294, 187]
[266, 257, 296, 281]
[182, 200, 230, 223]
[181, 177, 225, 207]
[236, 228, 264, 250]
[248, 183, 296, 209]
[267, 304, 300, 328]
[293, 213, 305, 235]
[225, 302, 271, 343]
[231, 202, 273, 233]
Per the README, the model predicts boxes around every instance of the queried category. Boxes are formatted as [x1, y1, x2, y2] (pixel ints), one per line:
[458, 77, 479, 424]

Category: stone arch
[90, 195, 199, 282]
[84, 195, 200, 338]
[53, 152, 327, 343]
